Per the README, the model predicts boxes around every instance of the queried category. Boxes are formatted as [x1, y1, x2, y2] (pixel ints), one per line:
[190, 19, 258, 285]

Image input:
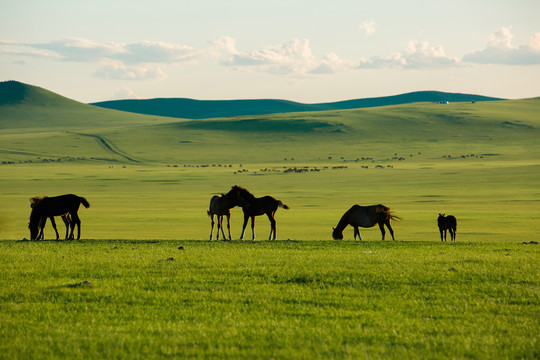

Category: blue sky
[1, 0, 539, 102]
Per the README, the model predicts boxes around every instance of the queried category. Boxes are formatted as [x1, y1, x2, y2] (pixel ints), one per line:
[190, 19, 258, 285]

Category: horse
[437, 213, 457, 241]
[332, 204, 399, 241]
[225, 185, 289, 240]
[29, 194, 90, 240]
[30, 197, 72, 240]
[207, 192, 239, 240]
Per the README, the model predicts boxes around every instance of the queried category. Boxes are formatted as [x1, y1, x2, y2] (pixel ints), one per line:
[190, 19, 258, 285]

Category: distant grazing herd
[27, 186, 457, 242]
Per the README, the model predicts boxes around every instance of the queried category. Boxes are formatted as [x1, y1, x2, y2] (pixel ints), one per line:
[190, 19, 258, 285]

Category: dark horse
[29, 194, 90, 240]
[332, 204, 399, 241]
[438, 213, 457, 241]
[226, 185, 289, 240]
[207, 192, 239, 240]
[30, 197, 72, 240]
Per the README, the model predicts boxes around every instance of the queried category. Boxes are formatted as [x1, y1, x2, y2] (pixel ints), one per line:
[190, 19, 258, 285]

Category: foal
[208, 192, 238, 240]
[437, 213, 457, 241]
[226, 185, 289, 240]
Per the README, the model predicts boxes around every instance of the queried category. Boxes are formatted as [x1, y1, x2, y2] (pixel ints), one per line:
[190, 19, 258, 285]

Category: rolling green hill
[90, 90, 503, 119]
[0, 81, 537, 166]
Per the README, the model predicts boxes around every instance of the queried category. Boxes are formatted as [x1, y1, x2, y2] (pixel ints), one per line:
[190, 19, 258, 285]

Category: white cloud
[357, 41, 459, 69]
[212, 36, 238, 55]
[0, 37, 208, 80]
[358, 20, 376, 37]
[463, 27, 540, 65]
[221, 38, 318, 76]
[93, 59, 166, 81]
[31, 38, 125, 62]
[117, 41, 206, 64]
[310, 52, 358, 74]
[529, 33, 540, 52]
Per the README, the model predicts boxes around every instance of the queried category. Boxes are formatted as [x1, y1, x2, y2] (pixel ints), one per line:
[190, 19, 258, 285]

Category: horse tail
[379, 206, 400, 223]
[277, 200, 289, 210]
[79, 197, 90, 208]
[207, 210, 211, 217]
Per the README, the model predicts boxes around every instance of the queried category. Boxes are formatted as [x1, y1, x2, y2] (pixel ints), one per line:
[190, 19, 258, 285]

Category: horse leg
[378, 222, 386, 240]
[219, 215, 227, 240]
[251, 216, 256, 241]
[267, 213, 276, 240]
[209, 214, 215, 240]
[38, 217, 47, 240]
[353, 227, 359, 241]
[439, 228, 443, 241]
[385, 221, 395, 241]
[62, 215, 70, 239]
[357, 228, 363, 241]
[240, 214, 249, 240]
[49, 216, 60, 240]
[226, 213, 232, 240]
[70, 212, 81, 240]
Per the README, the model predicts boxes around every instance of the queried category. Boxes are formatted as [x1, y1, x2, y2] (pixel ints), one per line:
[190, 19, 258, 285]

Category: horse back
[37, 194, 88, 216]
[347, 205, 379, 228]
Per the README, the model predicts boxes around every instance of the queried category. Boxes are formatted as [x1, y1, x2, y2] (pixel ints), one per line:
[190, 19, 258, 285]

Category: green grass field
[1, 240, 538, 359]
[0, 83, 539, 358]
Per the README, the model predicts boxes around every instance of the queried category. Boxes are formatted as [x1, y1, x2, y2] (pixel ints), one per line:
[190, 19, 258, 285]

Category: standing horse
[29, 194, 90, 240]
[207, 192, 239, 240]
[332, 204, 399, 241]
[226, 185, 289, 240]
[30, 197, 72, 240]
[437, 213, 457, 241]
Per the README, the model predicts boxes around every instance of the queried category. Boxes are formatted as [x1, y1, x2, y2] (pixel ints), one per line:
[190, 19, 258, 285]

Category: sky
[1, 0, 540, 103]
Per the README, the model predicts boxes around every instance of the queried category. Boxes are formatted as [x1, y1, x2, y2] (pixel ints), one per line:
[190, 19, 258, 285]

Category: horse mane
[29, 196, 47, 208]
[232, 185, 255, 200]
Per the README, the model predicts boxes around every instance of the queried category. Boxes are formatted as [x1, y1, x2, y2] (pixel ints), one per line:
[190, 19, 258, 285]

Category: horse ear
[332, 227, 335, 230]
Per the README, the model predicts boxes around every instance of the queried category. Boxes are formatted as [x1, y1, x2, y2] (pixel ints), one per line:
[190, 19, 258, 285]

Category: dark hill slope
[91, 91, 504, 119]
[0, 81, 172, 130]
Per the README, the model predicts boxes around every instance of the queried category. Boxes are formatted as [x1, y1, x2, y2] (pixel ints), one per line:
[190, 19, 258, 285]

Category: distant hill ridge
[91, 91, 504, 119]
[0, 81, 504, 120]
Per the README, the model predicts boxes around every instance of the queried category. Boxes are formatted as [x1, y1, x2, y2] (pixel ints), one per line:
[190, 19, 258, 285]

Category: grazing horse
[438, 213, 457, 241]
[207, 192, 239, 240]
[29, 194, 90, 240]
[30, 197, 72, 240]
[332, 204, 399, 241]
[226, 185, 289, 240]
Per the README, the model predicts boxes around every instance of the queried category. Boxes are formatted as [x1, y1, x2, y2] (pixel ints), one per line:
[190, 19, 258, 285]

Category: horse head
[332, 227, 343, 240]
[227, 185, 254, 207]
[28, 218, 40, 240]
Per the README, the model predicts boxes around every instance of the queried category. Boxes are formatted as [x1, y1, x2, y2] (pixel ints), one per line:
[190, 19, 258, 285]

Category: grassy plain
[0, 85, 539, 358]
[0, 240, 538, 359]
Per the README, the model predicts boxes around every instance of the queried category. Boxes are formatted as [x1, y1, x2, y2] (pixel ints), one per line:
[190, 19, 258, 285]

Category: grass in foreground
[0, 239, 538, 359]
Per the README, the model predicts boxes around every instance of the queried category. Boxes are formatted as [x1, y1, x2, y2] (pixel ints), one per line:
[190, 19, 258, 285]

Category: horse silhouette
[207, 192, 239, 240]
[29, 194, 90, 240]
[30, 197, 72, 240]
[332, 204, 399, 241]
[437, 213, 457, 241]
[225, 185, 289, 240]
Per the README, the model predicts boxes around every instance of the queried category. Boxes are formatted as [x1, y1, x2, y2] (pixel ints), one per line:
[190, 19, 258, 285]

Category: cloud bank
[1, 27, 538, 82]
[463, 26, 540, 65]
